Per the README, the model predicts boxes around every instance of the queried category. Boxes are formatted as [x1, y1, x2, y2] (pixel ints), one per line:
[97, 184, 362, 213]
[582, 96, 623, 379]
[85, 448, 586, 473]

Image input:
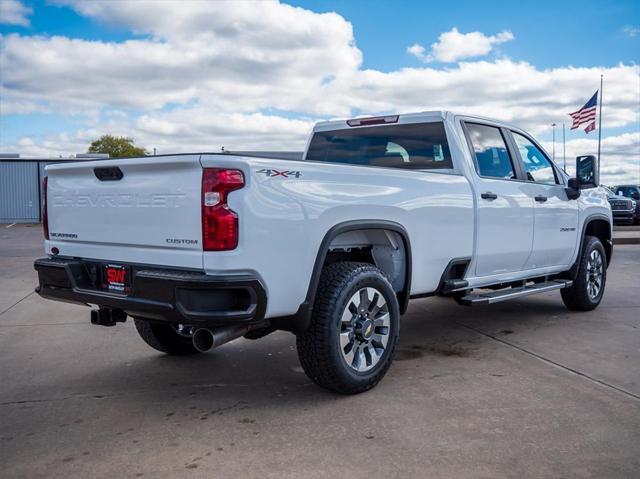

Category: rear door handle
[535, 195, 548, 203]
[481, 192, 498, 200]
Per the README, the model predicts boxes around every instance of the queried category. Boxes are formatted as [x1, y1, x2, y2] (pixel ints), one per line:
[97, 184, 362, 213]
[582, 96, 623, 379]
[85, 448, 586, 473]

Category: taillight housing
[201, 168, 244, 251]
[42, 176, 49, 240]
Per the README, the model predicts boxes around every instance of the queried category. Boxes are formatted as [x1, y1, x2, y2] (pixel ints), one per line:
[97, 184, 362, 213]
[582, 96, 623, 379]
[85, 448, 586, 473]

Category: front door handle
[481, 192, 498, 200]
[535, 195, 548, 203]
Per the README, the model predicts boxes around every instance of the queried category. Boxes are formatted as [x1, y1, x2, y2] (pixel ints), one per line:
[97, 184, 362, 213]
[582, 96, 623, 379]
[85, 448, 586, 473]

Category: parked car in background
[614, 185, 640, 224]
[604, 186, 636, 225]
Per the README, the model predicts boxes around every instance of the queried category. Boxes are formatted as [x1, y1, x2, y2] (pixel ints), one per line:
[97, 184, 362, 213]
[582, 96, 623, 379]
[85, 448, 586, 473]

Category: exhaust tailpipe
[192, 325, 250, 353]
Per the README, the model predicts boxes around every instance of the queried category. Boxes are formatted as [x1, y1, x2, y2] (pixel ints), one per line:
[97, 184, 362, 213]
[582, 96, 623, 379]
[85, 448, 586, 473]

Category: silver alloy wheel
[339, 287, 391, 372]
[586, 249, 604, 300]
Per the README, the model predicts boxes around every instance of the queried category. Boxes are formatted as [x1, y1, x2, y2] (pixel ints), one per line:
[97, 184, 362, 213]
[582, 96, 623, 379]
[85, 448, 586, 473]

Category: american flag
[569, 91, 598, 133]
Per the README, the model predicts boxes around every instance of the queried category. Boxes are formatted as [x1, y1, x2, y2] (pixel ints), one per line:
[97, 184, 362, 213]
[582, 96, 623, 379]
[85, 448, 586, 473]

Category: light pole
[551, 123, 556, 162]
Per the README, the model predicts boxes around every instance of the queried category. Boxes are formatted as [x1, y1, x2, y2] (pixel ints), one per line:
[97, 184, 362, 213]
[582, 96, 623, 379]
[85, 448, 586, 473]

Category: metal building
[0, 160, 42, 223]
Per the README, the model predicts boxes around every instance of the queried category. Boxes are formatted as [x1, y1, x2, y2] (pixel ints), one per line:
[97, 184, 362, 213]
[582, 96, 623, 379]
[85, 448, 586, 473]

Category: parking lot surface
[1, 224, 639, 478]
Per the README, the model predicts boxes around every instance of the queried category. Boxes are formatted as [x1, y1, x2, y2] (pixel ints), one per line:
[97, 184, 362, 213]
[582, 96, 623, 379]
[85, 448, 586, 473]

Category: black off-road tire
[134, 319, 199, 355]
[296, 262, 400, 394]
[561, 236, 607, 311]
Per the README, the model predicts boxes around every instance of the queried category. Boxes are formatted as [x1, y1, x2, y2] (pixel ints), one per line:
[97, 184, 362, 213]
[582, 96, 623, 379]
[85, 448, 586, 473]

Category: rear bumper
[34, 257, 267, 327]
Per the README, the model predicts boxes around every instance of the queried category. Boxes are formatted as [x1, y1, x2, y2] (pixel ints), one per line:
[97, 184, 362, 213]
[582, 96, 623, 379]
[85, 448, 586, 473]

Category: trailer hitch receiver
[90, 307, 127, 327]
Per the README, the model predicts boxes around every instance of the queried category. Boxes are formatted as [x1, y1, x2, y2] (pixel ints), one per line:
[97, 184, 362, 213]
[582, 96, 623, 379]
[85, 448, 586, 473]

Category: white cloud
[0, 0, 32, 27]
[2, 0, 360, 114]
[623, 25, 639, 37]
[541, 132, 640, 186]
[407, 44, 427, 61]
[1, 110, 314, 156]
[0, 1, 639, 184]
[408, 28, 514, 63]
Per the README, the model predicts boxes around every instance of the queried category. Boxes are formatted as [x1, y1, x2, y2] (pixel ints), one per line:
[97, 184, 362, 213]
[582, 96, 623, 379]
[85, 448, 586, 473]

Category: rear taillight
[42, 176, 49, 240]
[201, 168, 244, 251]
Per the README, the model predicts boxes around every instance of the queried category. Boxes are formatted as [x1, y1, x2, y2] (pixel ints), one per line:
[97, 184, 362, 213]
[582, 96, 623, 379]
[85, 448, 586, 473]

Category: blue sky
[290, 0, 640, 70]
[0, 0, 638, 182]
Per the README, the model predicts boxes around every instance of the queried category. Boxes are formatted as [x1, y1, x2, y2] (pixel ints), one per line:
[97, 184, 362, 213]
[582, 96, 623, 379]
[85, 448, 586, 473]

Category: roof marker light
[346, 115, 399, 127]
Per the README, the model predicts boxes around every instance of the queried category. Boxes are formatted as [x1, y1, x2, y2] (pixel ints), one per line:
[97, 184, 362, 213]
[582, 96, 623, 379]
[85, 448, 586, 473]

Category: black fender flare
[566, 214, 612, 280]
[274, 220, 412, 333]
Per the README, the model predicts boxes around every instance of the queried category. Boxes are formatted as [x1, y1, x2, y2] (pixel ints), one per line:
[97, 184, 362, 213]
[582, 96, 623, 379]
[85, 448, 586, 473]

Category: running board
[458, 280, 573, 305]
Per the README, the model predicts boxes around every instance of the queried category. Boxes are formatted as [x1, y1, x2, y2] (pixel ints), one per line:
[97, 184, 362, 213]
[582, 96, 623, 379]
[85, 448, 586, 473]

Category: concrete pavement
[1, 225, 639, 478]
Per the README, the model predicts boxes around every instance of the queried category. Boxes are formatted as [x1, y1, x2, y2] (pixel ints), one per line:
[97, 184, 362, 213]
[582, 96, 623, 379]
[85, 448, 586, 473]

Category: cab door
[463, 122, 534, 277]
[508, 130, 579, 269]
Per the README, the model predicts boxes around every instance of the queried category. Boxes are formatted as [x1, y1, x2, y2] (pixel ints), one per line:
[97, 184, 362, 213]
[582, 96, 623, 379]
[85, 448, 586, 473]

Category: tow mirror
[575, 155, 599, 189]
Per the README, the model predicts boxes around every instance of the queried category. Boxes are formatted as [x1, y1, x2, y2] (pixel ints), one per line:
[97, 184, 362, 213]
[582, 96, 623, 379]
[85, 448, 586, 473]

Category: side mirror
[566, 177, 581, 200]
[633, 192, 640, 200]
[575, 155, 599, 189]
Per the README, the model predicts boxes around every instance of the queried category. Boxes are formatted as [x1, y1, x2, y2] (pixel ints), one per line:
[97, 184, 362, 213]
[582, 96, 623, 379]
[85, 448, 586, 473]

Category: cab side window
[465, 123, 516, 180]
[512, 132, 558, 184]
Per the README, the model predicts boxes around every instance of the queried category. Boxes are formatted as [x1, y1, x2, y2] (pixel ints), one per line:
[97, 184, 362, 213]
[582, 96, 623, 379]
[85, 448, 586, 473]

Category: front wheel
[561, 236, 607, 311]
[296, 262, 400, 394]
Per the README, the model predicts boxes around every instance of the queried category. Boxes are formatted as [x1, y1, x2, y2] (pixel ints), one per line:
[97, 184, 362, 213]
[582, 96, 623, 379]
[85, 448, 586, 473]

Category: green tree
[87, 135, 147, 158]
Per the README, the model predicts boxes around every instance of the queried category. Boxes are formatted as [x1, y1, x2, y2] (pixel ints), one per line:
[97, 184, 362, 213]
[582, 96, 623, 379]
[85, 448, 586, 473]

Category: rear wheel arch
[302, 220, 412, 322]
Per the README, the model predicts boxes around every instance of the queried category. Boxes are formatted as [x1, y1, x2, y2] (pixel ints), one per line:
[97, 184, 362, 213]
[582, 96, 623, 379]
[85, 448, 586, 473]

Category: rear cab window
[305, 122, 453, 170]
[464, 123, 516, 180]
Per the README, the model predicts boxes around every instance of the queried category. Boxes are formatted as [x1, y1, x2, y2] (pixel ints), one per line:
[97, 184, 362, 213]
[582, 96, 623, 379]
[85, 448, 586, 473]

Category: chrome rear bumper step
[459, 280, 573, 305]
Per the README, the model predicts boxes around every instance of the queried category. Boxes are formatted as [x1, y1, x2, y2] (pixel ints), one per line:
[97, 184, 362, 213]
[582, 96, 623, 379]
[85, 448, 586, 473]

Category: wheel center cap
[356, 318, 374, 341]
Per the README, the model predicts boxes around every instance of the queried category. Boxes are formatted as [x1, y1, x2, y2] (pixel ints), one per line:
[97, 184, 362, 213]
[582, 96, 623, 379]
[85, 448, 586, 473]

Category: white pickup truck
[35, 111, 612, 394]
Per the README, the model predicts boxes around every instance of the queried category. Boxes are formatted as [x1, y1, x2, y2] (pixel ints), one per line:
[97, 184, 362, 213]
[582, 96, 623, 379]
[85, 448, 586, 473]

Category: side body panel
[200, 154, 475, 318]
[472, 177, 534, 276]
[521, 181, 580, 269]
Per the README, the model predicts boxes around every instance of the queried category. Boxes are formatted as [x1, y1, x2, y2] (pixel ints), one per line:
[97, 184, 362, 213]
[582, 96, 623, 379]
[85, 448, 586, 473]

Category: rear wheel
[296, 262, 400, 394]
[561, 236, 607, 311]
[134, 319, 199, 355]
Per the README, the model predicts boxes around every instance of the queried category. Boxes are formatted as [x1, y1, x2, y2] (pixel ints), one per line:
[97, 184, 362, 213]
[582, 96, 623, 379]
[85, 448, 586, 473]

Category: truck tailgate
[45, 155, 204, 269]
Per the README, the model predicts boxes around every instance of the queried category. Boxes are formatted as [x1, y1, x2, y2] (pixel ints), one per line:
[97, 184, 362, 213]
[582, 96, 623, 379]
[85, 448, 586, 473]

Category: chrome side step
[459, 280, 573, 305]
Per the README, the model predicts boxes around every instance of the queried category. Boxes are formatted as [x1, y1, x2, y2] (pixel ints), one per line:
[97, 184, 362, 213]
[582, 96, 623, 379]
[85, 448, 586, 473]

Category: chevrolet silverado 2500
[34, 111, 612, 394]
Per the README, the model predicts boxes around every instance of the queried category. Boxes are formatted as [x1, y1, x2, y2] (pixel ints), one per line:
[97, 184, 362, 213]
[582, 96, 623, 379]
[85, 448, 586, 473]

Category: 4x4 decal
[256, 168, 302, 178]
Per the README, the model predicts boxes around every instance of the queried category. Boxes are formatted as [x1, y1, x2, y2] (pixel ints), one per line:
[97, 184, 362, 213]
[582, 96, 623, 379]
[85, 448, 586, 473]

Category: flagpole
[552, 123, 556, 161]
[597, 74, 603, 171]
[562, 123, 566, 171]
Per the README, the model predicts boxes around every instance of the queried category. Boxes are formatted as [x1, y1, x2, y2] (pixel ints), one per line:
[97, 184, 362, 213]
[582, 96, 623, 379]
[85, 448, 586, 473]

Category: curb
[613, 237, 640, 245]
